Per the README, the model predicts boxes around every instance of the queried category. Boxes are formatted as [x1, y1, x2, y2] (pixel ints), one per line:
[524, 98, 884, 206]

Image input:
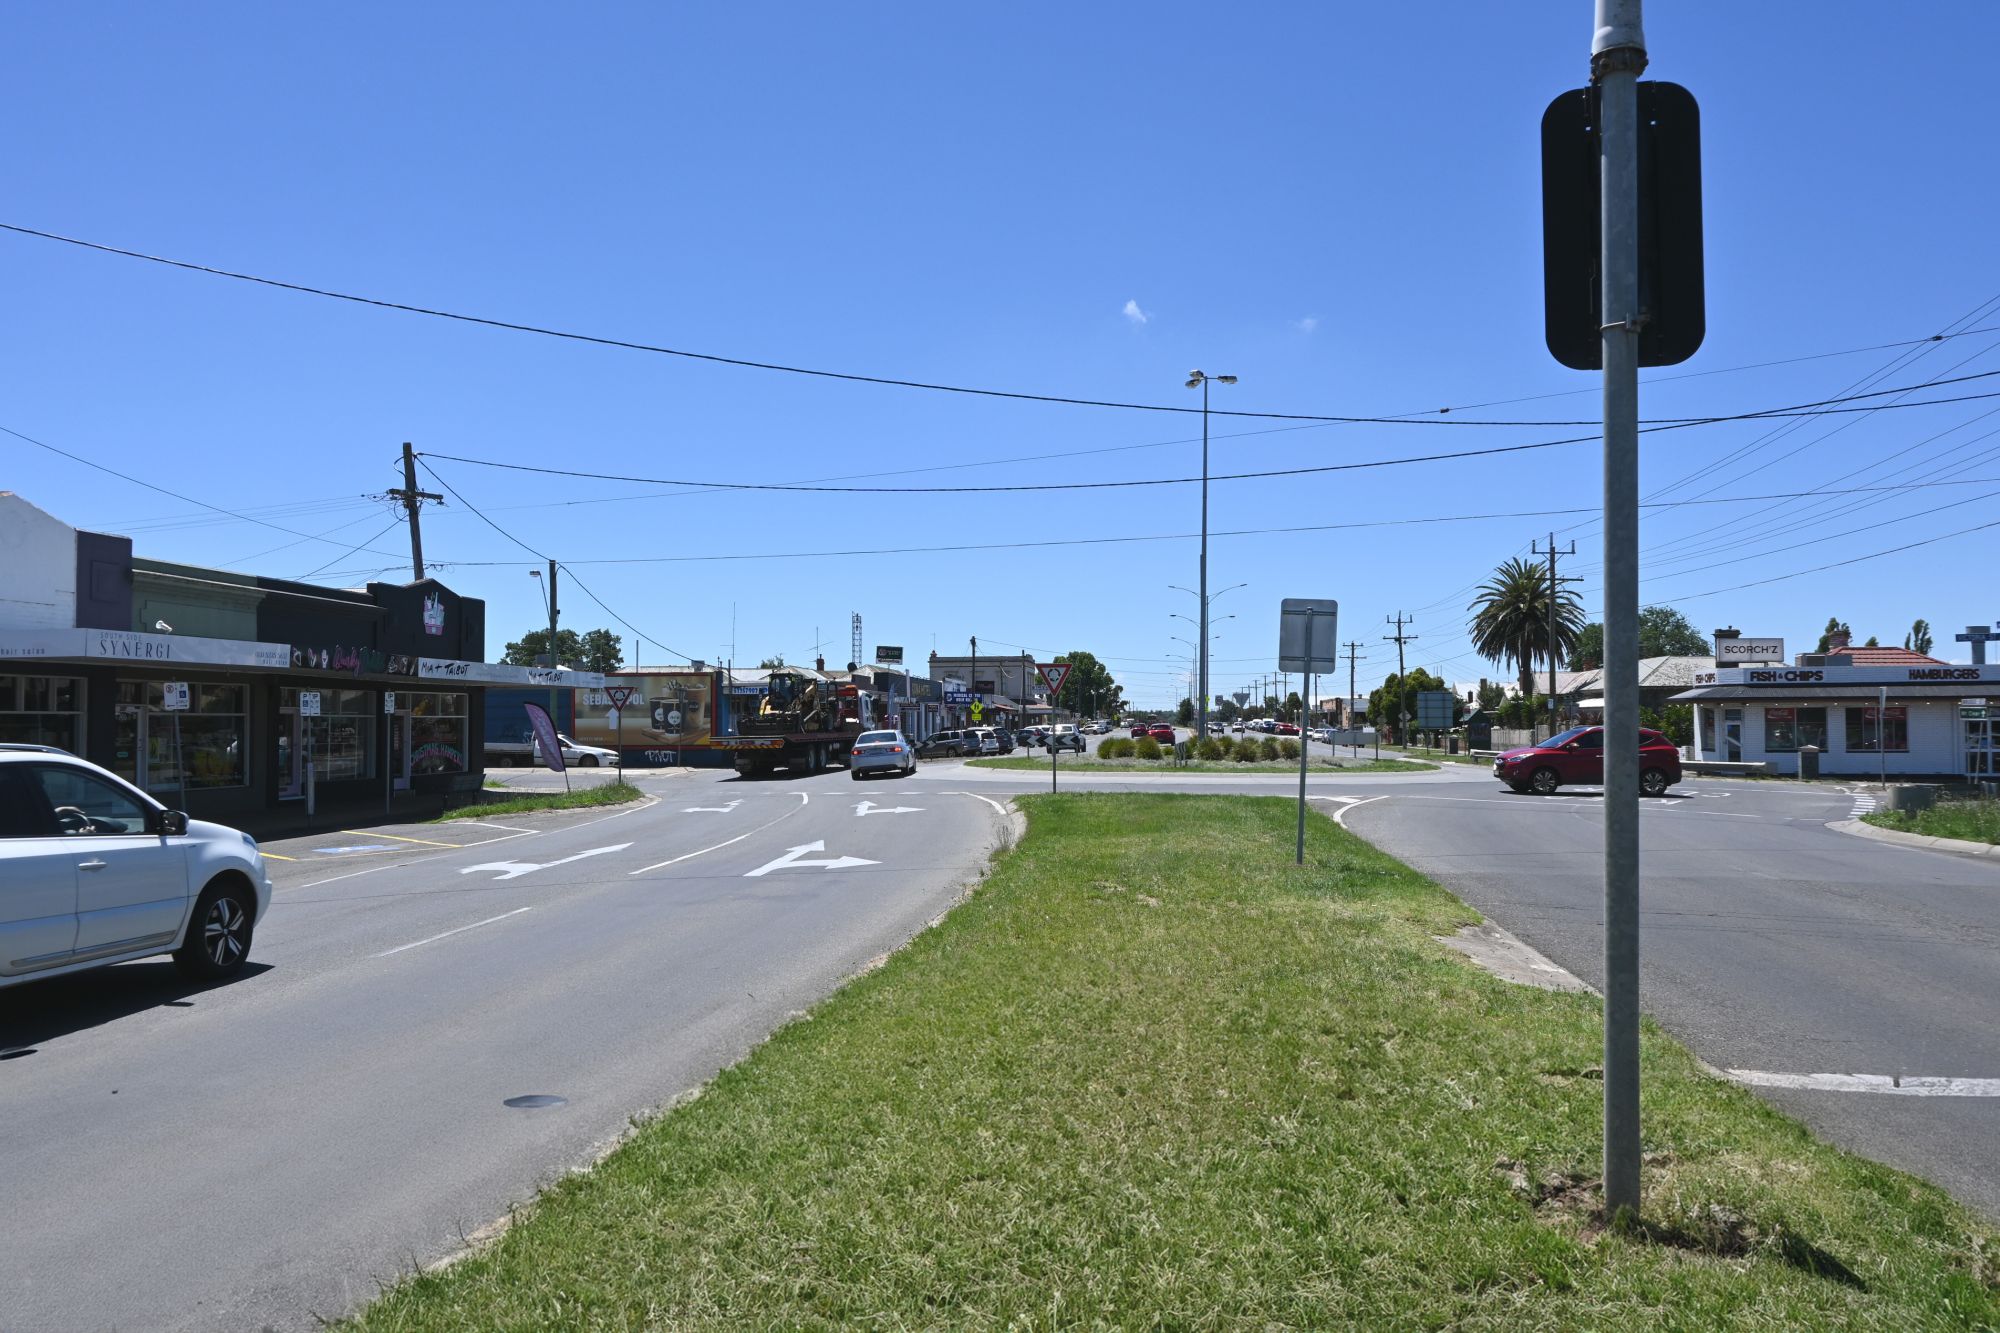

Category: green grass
[1863, 797, 2000, 845]
[349, 793, 1999, 1331]
[967, 754, 1437, 774]
[435, 780, 646, 820]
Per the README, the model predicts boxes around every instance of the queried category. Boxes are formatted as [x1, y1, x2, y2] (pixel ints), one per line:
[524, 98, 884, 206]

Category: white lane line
[1328, 795, 1387, 827]
[1727, 1069, 2000, 1098]
[375, 906, 533, 958]
[1390, 794, 1760, 817]
[960, 791, 1010, 815]
[629, 792, 809, 875]
[447, 820, 538, 832]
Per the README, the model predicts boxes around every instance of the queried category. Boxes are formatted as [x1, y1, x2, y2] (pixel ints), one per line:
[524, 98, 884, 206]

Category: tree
[1571, 622, 1603, 670]
[577, 629, 624, 673]
[1814, 617, 1851, 654]
[1636, 605, 1710, 658]
[759, 655, 787, 669]
[1368, 667, 1446, 742]
[1050, 650, 1121, 718]
[1262, 694, 1280, 718]
[1476, 680, 1509, 712]
[1216, 697, 1241, 722]
[1906, 618, 1934, 656]
[1283, 691, 1303, 723]
[503, 628, 582, 668]
[1176, 697, 1196, 726]
[1863, 635, 1880, 648]
[1468, 557, 1584, 698]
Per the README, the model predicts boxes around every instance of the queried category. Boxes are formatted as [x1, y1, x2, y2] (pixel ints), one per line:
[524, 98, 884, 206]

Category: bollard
[1798, 745, 1820, 781]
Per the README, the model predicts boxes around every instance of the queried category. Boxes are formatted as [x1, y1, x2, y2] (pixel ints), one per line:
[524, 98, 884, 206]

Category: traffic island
[431, 781, 647, 820]
[345, 793, 1999, 1331]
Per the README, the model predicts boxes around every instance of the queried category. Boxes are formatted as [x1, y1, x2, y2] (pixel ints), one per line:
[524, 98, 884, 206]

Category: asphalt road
[0, 764, 1006, 1332]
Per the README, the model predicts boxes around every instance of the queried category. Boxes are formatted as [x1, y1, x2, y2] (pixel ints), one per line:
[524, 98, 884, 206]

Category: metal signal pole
[1595, 0, 1647, 1220]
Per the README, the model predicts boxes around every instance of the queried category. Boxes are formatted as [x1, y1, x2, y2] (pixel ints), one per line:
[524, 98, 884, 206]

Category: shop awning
[1673, 683, 1987, 702]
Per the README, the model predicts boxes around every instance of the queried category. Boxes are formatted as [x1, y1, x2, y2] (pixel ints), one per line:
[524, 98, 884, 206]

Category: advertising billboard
[1716, 637, 1784, 663]
[574, 671, 713, 748]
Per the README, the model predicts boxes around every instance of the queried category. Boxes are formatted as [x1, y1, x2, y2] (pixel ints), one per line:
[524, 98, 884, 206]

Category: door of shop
[1964, 703, 1995, 780]
[110, 702, 181, 797]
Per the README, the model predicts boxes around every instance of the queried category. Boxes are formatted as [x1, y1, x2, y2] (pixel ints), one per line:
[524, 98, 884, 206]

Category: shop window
[280, 686, 376, 782]
[0, 673, 84, 751]
[1796, 707, 1828, 751]
[1844, 706, 1908, 753]
[403, 691, 469, 774]
[1764, 708, 1797, 752]
[114, 680, 248, 791]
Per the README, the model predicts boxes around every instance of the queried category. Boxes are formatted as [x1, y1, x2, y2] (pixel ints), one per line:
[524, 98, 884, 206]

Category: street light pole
[1185, 371, 1237, 740]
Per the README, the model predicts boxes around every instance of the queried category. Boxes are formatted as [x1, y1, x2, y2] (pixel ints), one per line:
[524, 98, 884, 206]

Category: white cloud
[1293, 315, 1320, 334]
[1122, 299, 1149, 326]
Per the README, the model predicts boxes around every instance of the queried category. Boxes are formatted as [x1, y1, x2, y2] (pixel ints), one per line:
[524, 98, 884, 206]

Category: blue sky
[4, 3, 1996, 707]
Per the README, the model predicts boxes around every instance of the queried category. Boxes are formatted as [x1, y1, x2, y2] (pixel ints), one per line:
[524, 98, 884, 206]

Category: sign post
[1037, 662, 1074, 793]
[299, 690, 322, 822]
[605, 685, 637, 779]
[1280, 599, 1339, 865]
[162, 682, 190, 816]
[383, 690, 397, 815]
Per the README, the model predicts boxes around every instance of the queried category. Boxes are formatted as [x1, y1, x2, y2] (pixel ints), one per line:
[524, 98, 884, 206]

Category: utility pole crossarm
[388, 442, 445, 582]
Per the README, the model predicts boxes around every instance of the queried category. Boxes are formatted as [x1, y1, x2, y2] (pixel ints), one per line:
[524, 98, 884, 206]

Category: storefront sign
[0, 628, 292, 669]
[1695, 664, 2000, 687]
[415, 659, 607, 687]
[423, 592, 447, 636]
[1716, 637, 1784, 662]
[292, 644, 418, 676]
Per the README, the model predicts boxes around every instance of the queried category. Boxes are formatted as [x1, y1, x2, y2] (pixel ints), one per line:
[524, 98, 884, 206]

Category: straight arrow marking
[458, 842, 633, 881]
[853, 800, 923, 816]
[683, 799, 743, 813]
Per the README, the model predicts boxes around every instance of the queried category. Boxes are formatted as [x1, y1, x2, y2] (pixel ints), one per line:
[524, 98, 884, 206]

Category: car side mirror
[149, 808, 189, 837]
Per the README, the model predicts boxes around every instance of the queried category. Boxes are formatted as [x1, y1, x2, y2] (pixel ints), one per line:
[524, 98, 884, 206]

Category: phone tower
[851, 612, 864, 668]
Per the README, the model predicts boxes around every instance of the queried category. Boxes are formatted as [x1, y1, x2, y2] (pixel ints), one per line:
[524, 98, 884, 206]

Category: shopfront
[1675, 663, 2000, 779]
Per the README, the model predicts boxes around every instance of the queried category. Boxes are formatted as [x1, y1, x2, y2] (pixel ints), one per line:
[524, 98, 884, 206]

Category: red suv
[1494, 725, 1681, 796]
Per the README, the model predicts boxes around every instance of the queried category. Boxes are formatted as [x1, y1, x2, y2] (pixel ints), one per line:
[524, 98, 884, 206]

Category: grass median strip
[350, 793, 1999, 1330]
[434, 781, 646, 821]
[1864, 797, 2000, 846]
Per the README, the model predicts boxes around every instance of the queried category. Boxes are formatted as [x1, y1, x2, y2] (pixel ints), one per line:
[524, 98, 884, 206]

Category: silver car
[849, 729, 917, 780]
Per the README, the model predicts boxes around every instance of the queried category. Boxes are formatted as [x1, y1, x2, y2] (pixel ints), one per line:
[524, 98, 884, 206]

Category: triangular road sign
[1037, 662, 1073, 695]
[604, 685, 637, 709]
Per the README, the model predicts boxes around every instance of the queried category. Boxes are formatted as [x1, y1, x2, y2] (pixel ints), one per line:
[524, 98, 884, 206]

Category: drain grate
[503, 1094, 567, 1109]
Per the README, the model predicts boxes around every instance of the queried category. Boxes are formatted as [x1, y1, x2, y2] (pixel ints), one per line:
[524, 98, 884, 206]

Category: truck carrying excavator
[714, 666, 876, 776]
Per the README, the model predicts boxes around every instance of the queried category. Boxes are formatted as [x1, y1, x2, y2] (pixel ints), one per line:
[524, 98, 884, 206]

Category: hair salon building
[1673, 662, 2000, 780]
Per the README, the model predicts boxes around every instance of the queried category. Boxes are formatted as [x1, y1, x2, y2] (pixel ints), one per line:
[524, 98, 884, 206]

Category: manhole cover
[503, 1094, 567, 1109]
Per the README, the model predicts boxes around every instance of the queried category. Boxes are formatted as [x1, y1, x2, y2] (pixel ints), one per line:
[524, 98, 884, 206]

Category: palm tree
[1468, 557, 1584, 698]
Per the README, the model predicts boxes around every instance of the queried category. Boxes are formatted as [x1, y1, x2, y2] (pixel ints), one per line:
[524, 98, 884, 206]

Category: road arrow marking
[683, 799, 742, 813]
[744, 840, 881, 878]
[853, 799, 923, 817]
[458, 842, 634, 881]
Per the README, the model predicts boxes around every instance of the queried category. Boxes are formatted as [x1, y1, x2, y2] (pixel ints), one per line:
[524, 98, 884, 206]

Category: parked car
[1275, 722, 1300, 736]
[1045, 725, 1085, 753]
[534, 733, 620, 768]
[1016, 727, 1047, 749]
[0, 744, 273, 989]
[850, 729, 917, 780]
[916, 731, 967, 758]
[967, 728, 1003, 755]
[1494, 726, 1683, 796]
[989, 729, 1017, 754]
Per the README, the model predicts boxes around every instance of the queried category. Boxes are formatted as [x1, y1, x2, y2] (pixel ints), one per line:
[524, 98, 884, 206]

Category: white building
[1673, 662, 1998, 779]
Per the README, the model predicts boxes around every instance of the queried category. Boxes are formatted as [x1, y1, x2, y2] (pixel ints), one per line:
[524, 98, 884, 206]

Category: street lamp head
[1215, 375, 1237, 385]
[1185, 376, 1203, 389]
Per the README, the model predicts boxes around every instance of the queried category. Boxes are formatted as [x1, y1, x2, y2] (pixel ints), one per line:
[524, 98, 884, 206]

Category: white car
[536, 733, 619, 767]
[849, 730, 917, 779]
[1, 744, 272, 989]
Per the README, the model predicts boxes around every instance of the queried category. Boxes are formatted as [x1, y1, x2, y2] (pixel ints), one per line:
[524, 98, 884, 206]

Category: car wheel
[1641, 769, 1670, 797]
[1529, 766, 1560, 795]
[173, 880, 255, 981]
[851, 768, 863, 781]
[582, 755, 600, 767]
[1507, 783, 1529, 794]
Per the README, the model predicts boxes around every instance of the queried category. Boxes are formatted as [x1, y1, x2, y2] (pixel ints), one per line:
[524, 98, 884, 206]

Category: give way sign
[1037, 662, 1072, 695]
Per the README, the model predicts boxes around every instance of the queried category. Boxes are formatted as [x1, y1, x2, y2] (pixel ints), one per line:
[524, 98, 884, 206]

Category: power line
[11, 219, 2000, 431]
[414, 376, 2000, 498]
[294, 518, 405, 581]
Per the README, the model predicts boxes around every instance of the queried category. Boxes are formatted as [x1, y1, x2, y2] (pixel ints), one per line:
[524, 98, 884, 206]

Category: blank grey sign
[1279, 599, 1339, 673]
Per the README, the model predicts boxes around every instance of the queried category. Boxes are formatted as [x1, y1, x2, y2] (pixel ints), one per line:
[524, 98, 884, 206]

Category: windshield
[1545, 727, 1593, 747]
[857, 731, 898, 744]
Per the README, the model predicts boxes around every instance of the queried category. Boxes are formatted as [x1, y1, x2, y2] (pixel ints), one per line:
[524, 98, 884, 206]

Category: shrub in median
[1196, 738, 1225, 761]
[1132, 737, 1163, 761]
[1258, 738, 1282, 762]
[1213, 735, 1236, 758]
[1099, 737, 1134, 760]
[1234, 742, 1262, 763]
[1278, 738, 1301, 761]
